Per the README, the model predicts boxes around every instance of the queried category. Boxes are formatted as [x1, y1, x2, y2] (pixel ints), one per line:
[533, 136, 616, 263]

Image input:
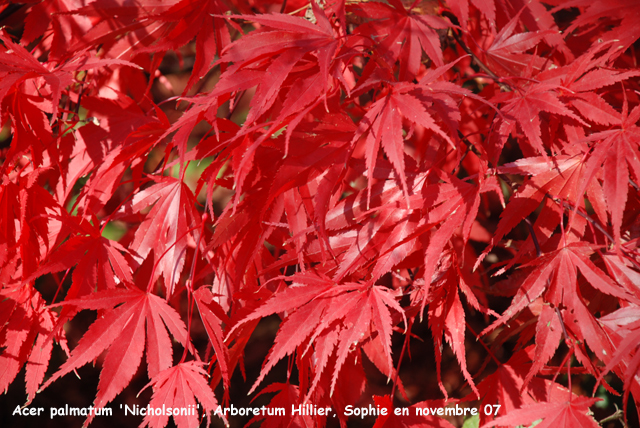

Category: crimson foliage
[1, 1, 640, 427]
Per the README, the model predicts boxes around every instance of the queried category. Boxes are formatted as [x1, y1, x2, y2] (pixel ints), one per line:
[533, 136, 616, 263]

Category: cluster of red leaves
[1, 0, 640, 427]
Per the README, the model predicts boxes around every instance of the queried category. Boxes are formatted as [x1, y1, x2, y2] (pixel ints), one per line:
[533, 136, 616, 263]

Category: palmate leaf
[0, 167, 64, 281]
[117, 176, 202, 297]
[418, 248, 484, 399]
[230, 272, 404, 398]
[480, 8, 553, 76]
[481, 396, 601, 428]
[579, 105, 640, 248]
[598, 305, 640, 414]
[140, 361, 226, 428]
[476, 155, 589, 270]
[0, 31, 138, 122]
[348, 0, 449, 80]
[351, 71, 475, 209]
[21, 0, 93, 61]
[247, 382, 314, 428]
[158, 3, 345, 217]
[31, 218, 134, 299]
[41, 288, 190, 424]
[483, 241, 637, 381]
[536, 41, 640, 126]
[0, 286, 67, 403]
[169, 1, 342, 196]
[193, 286, 231, 395]
[447, 0, 496, 28]
[557, 0, 640, 60]
[493, 83, 587, 160]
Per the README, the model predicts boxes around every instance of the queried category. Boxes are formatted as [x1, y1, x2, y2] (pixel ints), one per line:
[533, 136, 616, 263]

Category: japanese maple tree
[1, 0, 640, 427]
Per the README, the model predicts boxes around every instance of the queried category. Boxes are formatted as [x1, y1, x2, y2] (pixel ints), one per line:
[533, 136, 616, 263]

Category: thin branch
[599, 406, 626, 427]
[450, 30, 512, 92]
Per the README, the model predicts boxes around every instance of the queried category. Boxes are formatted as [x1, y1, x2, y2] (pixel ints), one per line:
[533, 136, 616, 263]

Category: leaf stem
[391, 317, 412, 401]
[524, 218, 542, 257]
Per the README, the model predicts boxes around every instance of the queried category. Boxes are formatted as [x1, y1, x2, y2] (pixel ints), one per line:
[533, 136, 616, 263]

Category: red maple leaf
[481, 396, 601, 428]
[41, 287, 191, 422]
[349, 0, 450, 79]
[140, 361, 226, 428]
[0, 286, 67, 403]
[230, 273, 404, 398]
[117, 176, 203, 296]
[598, 305, 640, 414]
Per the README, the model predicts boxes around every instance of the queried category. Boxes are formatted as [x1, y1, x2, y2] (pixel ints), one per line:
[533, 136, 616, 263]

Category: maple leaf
[418, 170, 501, 306]
[117, 176, 202, 296]
[12, 168, 64, 281]
[0, 286, 67, 403]
[41, 288, 191, 422]
[136, 0, 230, 95]
[230, 273, 404, 397]
[61, 0, 229, 79]
[218, 1, 339, 124]
[31, 218, 134, 299]
[0, 176, 20, 277]
[480, 9, 554, 76]
[597, 305, 640, 414]
[0, 31, 138, 123]
[140, 361, 226, 428]
[22, 0, 93, 61]
[168, 2, 342, 196]
[476, 155, 593, 270]
[469, 349, 533, 425]
[481, 396, 601, 428]
[414, 248, 483, 399]
[557, 0, 640, 60]
[71, 95, 170, 218]
[578, 103, 640, 248]
[349, 0, 450, 79]
[350, 68, 480, 209]
[493, 83, 587, 161]
[351, 85, 450, 209]
[0, 31, 73, 122]
[483, 241, 635, 379]
[468, 345, 606, 425]
[535, 42, 640, 128]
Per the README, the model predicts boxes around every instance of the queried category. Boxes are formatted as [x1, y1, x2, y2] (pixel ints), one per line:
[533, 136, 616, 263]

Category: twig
[450, 30, 512, 92]
[599, 405, 626, 427]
